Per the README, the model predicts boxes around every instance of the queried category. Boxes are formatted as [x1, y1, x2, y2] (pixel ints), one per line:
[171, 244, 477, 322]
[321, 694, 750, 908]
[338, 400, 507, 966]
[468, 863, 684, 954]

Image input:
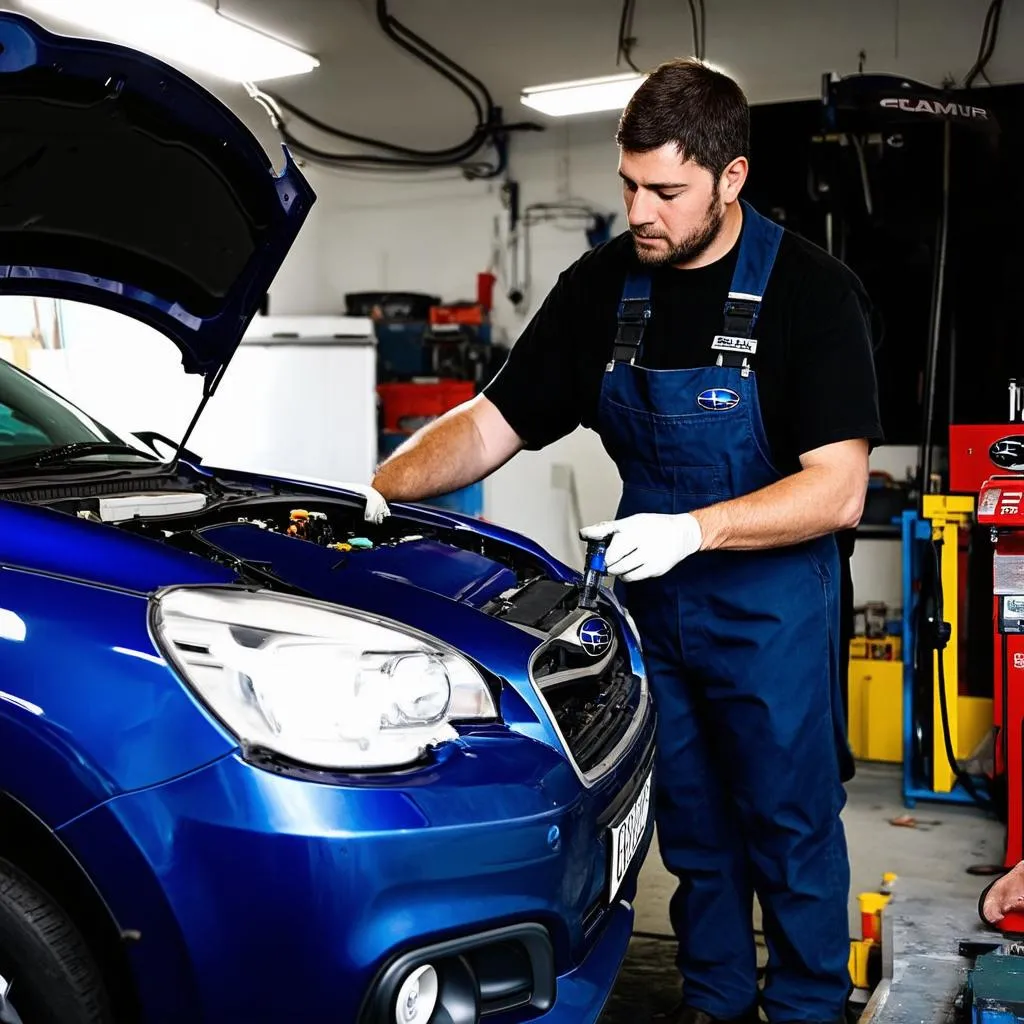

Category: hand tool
[579, 536, 610, 609]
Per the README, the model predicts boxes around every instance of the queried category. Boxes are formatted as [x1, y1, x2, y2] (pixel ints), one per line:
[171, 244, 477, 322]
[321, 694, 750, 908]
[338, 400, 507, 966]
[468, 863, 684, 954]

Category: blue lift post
[900, 508, 990, 809]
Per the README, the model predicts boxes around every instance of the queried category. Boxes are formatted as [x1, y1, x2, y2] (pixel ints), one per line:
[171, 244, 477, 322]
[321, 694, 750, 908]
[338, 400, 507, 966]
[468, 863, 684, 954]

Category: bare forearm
[371, 397, 523, 502]
[372, 412, 483, 501]
[693, 463, 866, 552]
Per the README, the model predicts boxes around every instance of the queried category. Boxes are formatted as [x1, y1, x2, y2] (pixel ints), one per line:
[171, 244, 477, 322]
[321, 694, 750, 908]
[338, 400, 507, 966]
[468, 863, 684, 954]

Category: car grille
[530, 621, 644, 779]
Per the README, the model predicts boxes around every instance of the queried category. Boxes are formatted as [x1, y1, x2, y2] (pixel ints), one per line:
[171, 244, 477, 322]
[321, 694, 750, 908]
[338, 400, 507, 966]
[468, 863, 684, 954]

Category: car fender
[0, 567, 236, 827]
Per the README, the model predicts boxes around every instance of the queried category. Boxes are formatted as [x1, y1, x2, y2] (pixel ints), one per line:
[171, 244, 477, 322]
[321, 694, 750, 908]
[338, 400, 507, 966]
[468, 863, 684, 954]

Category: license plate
[608, 770, 653, 903]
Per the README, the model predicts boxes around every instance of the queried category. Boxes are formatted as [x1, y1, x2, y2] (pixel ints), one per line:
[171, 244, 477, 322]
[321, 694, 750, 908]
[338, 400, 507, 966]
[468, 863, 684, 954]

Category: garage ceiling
[10, 0, 1021, 154]
[214, 0, 893, 149]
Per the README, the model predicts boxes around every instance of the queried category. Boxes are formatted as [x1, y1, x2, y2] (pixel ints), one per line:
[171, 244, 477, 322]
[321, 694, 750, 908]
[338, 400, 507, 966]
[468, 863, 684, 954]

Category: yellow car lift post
[920, 495, 992, 795]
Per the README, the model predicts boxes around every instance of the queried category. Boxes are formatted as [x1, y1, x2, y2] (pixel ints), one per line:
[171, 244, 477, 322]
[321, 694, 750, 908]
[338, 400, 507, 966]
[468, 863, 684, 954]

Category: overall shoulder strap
[713, 200, 784, 371]
[608, 271, 652, 369]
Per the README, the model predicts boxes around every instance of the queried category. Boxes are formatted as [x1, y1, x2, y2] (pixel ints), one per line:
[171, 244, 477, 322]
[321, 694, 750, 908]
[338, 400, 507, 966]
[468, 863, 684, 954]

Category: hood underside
[0, 12, 315, 378]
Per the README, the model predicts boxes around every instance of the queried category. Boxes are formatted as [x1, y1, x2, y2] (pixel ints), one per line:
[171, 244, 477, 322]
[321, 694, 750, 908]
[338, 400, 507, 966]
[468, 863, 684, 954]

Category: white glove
[340, 483, 392, 525]
[579, 512, 703, 582]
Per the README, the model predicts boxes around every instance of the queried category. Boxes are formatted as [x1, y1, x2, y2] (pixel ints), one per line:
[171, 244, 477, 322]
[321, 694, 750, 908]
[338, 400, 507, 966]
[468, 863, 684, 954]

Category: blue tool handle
[579, 537, 612, 609]
[585, 537, 609, 573]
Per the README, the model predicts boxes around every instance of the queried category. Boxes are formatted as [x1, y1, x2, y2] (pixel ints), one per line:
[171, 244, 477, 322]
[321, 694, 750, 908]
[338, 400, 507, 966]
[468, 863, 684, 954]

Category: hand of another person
[982, 862, 1024, 925]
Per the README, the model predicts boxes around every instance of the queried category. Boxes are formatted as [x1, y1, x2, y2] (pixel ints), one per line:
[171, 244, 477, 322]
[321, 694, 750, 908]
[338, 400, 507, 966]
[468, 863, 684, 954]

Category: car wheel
[0, 858, 111, 1024]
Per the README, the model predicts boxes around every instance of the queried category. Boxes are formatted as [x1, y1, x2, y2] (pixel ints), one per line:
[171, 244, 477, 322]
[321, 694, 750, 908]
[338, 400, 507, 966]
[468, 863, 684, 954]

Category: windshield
[0, 356, 137, 461]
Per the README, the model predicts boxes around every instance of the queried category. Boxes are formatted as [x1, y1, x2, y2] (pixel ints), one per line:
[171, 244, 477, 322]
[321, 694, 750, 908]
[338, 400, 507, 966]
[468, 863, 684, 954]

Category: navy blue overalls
[597, 201, 855, 1022]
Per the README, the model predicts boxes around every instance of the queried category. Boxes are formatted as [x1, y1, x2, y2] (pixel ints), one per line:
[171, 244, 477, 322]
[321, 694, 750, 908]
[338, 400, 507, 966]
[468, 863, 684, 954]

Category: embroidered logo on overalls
[697, 388, 740, 411]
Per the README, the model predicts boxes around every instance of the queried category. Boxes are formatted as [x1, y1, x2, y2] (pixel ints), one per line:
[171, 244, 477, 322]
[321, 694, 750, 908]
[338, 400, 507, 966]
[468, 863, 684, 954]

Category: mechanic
[369, 58, 883, 1024]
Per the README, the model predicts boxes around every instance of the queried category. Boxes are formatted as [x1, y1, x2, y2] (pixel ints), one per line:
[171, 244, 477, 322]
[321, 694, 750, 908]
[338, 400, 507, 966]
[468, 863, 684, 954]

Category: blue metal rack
[900, 507, 990, 808]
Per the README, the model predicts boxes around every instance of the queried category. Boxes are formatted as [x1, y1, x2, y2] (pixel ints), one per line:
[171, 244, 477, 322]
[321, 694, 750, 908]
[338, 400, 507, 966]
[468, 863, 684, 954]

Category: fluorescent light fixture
[520, 72, 647, 117]
[21, 0, 319, 82]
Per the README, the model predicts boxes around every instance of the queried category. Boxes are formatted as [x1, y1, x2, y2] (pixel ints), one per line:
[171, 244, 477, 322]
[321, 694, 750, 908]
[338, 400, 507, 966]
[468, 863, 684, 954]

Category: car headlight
[151, 587, 498, 770]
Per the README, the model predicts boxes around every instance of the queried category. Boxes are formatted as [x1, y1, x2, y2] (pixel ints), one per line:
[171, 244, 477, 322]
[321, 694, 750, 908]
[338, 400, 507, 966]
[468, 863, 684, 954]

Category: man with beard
[369, 58, 882, 1024]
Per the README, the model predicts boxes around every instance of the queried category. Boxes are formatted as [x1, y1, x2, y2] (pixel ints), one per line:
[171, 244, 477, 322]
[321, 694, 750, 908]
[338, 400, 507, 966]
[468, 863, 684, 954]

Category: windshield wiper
[33, 442, 160, 466]
[0, 442, 162, 471]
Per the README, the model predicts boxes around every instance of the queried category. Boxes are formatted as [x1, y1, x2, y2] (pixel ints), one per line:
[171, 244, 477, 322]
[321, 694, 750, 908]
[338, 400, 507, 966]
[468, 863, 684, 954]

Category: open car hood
[0, 11, 315, 381]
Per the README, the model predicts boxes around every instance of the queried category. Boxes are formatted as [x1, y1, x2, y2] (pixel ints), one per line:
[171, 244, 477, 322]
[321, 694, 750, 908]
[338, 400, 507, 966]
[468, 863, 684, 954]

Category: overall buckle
[722, 295, 760, 338]
[716, 294, 760, 377]
[609, 297, 651, 367]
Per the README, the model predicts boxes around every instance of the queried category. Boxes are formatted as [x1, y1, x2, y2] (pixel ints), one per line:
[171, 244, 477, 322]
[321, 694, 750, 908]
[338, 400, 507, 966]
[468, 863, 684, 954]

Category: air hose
[928, 538, 992, 811]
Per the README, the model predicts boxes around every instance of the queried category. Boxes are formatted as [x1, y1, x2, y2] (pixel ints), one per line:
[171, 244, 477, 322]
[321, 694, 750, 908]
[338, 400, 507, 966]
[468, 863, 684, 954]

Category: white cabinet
[20, 305, 378, 487]
[189, 315, 378, 485]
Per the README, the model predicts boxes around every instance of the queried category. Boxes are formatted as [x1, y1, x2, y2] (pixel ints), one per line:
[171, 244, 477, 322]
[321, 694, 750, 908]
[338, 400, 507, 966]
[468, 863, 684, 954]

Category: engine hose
[930, 539, 992, 811]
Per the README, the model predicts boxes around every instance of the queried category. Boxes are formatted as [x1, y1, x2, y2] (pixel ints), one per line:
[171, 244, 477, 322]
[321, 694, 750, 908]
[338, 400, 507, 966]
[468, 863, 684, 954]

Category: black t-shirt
[484, 217, 884, 476]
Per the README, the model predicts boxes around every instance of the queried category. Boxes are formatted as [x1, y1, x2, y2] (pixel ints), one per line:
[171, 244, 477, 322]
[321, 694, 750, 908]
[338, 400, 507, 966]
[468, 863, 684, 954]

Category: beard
[631, 189, 724, 267]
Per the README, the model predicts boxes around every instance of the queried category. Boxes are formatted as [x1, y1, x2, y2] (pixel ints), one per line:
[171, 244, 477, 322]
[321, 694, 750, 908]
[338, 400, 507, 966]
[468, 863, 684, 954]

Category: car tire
[0, 857, 111, 1024]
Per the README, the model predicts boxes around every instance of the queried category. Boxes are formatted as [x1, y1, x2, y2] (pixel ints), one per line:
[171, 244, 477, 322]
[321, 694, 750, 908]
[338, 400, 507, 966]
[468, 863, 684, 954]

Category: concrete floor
[600, 761, 1005, 1021]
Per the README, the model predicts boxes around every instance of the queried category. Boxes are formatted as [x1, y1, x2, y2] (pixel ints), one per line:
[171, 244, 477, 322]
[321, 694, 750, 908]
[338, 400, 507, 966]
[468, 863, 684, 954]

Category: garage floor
[600, 762, 1005, 1021]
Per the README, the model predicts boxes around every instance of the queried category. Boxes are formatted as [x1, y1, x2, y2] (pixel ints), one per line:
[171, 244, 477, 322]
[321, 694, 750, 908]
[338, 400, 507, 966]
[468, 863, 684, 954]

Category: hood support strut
[172, 365, 226, 467]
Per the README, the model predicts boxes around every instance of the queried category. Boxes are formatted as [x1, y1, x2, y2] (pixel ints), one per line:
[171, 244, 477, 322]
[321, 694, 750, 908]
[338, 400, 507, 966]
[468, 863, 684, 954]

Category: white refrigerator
[24, 308, 379, 487]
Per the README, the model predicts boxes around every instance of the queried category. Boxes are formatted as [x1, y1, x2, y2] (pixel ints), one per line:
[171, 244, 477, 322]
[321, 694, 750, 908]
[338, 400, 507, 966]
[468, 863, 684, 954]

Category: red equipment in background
[974, 470, 1024, 877]
[951, 398, 1024, 902]
[376, 380, 475, 434]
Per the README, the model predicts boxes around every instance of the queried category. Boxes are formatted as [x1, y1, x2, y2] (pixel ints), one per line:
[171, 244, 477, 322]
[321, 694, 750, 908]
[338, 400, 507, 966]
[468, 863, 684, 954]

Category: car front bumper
[57, 708, 656, 1023]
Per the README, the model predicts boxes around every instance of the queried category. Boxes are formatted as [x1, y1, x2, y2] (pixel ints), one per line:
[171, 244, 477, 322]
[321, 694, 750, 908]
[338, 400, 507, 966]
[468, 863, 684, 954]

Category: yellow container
[848, 940, 876, 990]
[849, 635, 901, 661]
[847, 658, 903, 762]
[858, 892, 890, 918]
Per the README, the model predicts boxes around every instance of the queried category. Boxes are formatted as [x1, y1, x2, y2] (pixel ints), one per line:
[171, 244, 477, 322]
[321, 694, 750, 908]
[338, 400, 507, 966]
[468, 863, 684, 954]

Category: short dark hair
[615, 58, 750, 181]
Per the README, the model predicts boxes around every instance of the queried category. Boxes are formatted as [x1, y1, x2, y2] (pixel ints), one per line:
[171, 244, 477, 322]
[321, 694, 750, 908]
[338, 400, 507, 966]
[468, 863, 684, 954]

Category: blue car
[0, 12, 656, 1024]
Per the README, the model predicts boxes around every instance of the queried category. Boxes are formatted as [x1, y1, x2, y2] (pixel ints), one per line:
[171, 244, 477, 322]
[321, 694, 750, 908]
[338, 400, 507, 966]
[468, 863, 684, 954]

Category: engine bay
[52, 489, 493, 557]
[36, 487, 582, 627]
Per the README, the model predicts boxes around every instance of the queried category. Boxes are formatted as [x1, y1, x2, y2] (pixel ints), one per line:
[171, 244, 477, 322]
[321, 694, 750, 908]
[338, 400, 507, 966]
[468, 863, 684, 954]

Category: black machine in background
[743, 74, 1018, 456]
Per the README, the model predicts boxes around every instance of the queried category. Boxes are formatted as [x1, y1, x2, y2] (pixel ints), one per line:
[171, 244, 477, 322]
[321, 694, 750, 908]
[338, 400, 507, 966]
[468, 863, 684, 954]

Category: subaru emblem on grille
[578, 616, 613, 658]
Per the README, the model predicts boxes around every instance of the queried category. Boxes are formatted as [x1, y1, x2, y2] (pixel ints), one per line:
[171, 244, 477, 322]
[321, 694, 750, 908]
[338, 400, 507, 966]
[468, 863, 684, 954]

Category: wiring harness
[249, 0, 542, 178]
